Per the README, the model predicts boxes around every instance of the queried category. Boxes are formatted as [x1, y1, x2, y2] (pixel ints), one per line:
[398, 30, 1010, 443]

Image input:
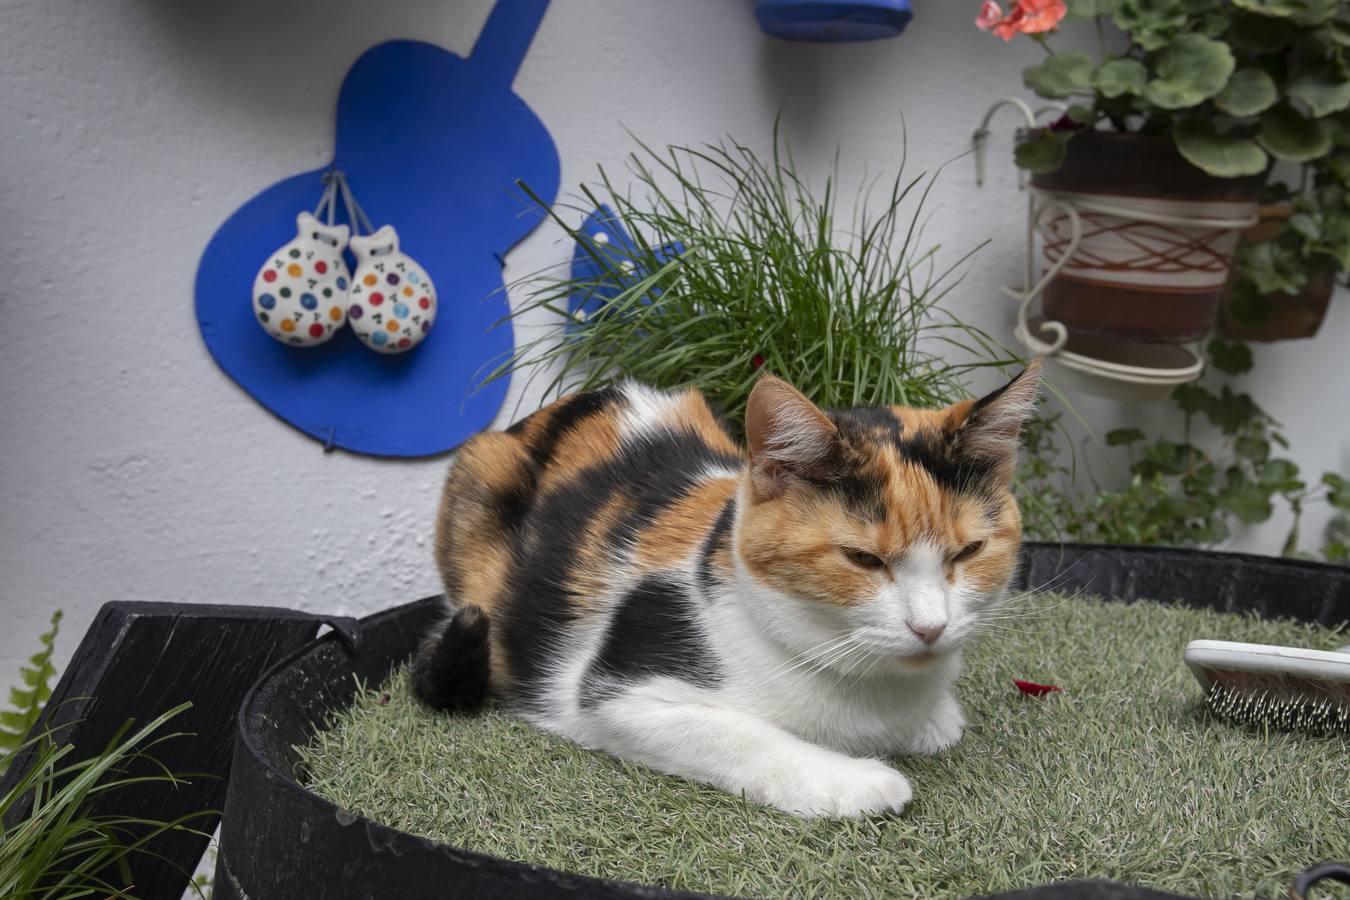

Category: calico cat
[412, 362, 1041, 818]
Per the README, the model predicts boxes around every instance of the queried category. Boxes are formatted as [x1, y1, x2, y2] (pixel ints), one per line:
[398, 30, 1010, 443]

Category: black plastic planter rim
[214, 543, 1350, 900]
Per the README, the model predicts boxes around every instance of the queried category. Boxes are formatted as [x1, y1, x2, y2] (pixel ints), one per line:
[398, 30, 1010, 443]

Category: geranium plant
[981, 0, 1350, 178]
[1229, 146, 1350, 327]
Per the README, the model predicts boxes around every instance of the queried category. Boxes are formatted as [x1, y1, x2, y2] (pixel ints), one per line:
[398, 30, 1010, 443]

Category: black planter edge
[214, 543, 1350, 900]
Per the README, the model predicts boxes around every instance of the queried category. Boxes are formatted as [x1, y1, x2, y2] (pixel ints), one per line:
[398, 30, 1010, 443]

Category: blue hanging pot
[755, 0, 912, 42]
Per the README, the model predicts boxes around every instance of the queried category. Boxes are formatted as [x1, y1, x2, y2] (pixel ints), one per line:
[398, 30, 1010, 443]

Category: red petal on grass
[1014, 679, 1062, 697]
[751, 354, 765, 371]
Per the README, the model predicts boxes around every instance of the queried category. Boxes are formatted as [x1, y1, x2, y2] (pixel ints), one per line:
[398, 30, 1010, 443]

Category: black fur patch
[526, 387, 621, 468]
[831, 405, 997, 498]
[897, 428, 998, 495]
[410, 605, 491, 714]
[809, 469, 888, 521]
[697, 497, 736, 600]
[490, 464, 537, 534]
[832, 407, 903, 443]
[497, 429, 741, 708]
[580, 575, 721, 707]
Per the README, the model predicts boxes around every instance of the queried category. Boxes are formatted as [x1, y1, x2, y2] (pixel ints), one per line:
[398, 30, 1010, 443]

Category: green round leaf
[1327, 116, 1350, 145]
[1260, 458, 1304, 492]
[1287, 212, 1321, 240]
[1143, 34, 1235, 110]
[1231, 0, 1337, 24]
[1095, 58, 1148, 98]
[1113, 1, 1187, 52]
[1206, 337, 1254, 375]
[1106, 427, 1146, 446]
[1317, 149, 1350, 184]
[1226, 12, 1295, 51]
[1067, 104, 1098, 124]
[1214, 68, 1278, 117]
[1219, 485, 1274, 524]
[1173, 119, 1269, 177]
[1024, 53, 1096, 100]
[1235, 436, 1271, 463]
[1172, 383, 1216, 416]
[1014, 131, 1068, 173]
[1288, 66, 1350, 117]
[1258, 103, 1333, 161]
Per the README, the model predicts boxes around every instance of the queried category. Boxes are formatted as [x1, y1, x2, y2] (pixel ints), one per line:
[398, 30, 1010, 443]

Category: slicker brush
[1185, 640, 1350, 736]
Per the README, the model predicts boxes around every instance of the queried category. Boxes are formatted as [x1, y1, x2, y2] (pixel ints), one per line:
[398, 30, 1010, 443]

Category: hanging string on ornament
[335, 173, 438, 355]
[251, 174, 352, 347]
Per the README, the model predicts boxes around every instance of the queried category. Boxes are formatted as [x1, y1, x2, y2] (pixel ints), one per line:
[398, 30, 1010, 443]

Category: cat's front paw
[906, 698, 966, 755]
[765, 756, 913, 819]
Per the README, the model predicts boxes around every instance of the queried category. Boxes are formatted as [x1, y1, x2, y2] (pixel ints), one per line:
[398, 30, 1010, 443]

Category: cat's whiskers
[815, 636, 868, 675]
[984, 583, 1087, 623]
[742, 632, 865, 692]
[840, 643, 891, 692]
[995, 554, 1090, 609]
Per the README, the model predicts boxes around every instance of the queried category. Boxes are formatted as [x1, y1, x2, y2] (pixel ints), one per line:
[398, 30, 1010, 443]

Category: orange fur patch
[672, 388, 741, 456]
[634, 478, 738, 572]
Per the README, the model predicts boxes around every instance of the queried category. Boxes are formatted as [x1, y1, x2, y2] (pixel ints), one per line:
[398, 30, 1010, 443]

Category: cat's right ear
[744, 375, 839, 499]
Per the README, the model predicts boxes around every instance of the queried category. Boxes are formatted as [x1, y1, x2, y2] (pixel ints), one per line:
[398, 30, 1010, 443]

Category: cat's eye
[841, 547, 886, 570]
[952, 541, 985, 564]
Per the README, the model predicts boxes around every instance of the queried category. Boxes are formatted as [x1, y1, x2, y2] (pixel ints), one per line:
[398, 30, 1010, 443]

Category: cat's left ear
[745, 374, 839, 499]
[948, 359, 1043, 479]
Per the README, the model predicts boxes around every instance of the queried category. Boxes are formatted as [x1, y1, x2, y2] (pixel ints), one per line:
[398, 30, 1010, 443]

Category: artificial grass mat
[300, 593, 1350, 899]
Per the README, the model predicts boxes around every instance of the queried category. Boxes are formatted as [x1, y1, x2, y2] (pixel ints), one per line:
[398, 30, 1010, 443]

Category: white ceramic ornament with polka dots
[346, 225, 437, 354]
[253, 213, 352, 347]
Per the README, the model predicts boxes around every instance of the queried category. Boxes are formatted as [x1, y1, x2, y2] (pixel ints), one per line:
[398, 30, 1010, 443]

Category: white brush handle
[1184, 639, 1350, 692]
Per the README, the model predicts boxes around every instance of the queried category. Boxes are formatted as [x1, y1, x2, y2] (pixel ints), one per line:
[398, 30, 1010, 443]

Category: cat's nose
[907, 621, 946, 645]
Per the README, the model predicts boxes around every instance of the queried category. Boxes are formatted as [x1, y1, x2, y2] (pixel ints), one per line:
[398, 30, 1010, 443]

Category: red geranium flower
[976, 0, 1066, 40]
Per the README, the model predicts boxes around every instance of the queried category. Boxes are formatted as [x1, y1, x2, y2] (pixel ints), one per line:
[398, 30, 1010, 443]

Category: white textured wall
[2, 0, 1346, 677]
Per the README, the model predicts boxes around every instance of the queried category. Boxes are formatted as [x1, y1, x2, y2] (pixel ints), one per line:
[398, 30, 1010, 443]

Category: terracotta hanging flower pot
[1220, 204, 1338, 343]
[1222, 267, 1337, 342]
[1029, 131, 1267, 343]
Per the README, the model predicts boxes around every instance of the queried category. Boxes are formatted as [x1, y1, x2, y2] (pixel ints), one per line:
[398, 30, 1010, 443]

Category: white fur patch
[617, 382, 686, 442]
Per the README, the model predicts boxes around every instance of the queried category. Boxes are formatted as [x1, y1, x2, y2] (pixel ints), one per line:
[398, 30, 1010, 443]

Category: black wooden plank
[0, 602, 354, 900]
[1018, 543, 1350, 627]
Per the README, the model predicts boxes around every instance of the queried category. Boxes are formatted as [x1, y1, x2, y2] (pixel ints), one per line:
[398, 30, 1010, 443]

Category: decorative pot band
[1030, 189, 1258, 342]
[1033, 188, 1258, 294]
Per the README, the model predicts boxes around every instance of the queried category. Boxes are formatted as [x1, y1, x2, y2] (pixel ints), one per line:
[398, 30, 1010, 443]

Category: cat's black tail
[410, 604, 491, 713]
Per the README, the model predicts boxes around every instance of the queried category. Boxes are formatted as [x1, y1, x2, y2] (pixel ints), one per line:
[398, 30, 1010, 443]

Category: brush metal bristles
[1206, 683, 1350, 736]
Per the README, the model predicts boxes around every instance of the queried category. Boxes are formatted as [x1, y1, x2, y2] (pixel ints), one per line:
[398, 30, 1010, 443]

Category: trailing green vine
[1019, 339, 1350, 560]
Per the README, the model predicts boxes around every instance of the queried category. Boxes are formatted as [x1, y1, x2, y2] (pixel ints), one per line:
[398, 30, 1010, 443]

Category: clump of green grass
[487, 127, 1016, 430]
[301, 595, 1350, 899]
[0, 703, 212, 899]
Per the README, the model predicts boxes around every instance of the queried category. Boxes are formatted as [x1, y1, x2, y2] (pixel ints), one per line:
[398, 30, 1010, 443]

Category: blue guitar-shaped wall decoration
[195, 0, 559, 457]
[568, 205, 685, 328]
